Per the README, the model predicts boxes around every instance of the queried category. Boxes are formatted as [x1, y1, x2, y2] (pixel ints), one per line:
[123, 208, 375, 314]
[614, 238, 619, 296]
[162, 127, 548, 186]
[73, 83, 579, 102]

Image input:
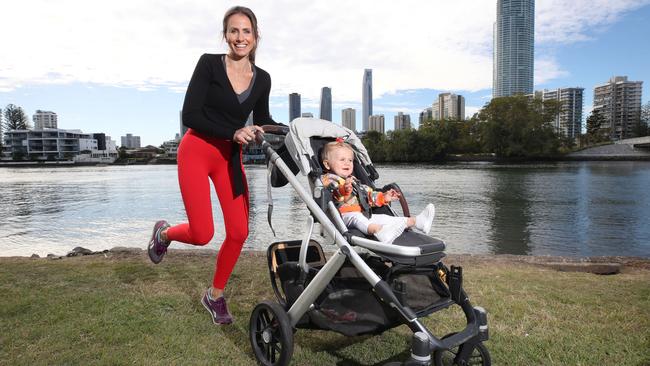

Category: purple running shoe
[201, 290, 233, 325]
[148, 220, 170, 264]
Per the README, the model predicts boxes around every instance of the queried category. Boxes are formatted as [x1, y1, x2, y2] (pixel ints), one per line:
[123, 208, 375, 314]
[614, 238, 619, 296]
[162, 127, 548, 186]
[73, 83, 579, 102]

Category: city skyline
[1, 1, 649, 145]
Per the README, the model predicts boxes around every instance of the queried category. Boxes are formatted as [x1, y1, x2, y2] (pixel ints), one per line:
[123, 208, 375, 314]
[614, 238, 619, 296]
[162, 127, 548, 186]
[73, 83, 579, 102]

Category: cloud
[534, 56, 569, 85]
[536, 0, 650, 44]
[1, 0, 647, 103]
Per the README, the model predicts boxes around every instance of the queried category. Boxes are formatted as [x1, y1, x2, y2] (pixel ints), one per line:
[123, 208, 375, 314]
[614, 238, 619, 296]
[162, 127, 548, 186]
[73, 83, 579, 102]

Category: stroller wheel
[433, 332, 491, 366]
[249, 300, 294, 366]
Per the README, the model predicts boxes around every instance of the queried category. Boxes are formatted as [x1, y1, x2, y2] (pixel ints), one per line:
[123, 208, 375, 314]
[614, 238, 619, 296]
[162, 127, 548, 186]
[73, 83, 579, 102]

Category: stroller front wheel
[249, 300, 294, 366]
[433, 332, 491, 366]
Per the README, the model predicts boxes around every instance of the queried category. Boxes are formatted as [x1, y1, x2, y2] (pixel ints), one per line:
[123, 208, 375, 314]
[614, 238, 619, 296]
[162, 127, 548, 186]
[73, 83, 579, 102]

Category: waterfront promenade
[567, 136, 650, 159]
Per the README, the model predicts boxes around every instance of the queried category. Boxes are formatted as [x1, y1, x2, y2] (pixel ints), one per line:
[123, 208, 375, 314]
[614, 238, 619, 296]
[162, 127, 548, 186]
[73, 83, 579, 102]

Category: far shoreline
[2, 154, 650, 168]
[5, 246, 649, 273]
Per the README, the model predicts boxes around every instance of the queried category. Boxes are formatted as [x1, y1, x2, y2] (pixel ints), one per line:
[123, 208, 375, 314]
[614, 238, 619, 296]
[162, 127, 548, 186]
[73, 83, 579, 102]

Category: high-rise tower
[593, 76, 643, 140]
[33, 110, 57, 129]
[342, 108, 356, 131]
[362, 69, 373, 131]
[432, 93, 466, 120]
[319, 87, 332, 121]
[541, 88, 584, 140]
[289, 93, 301, 122]
[394, 112, 411, 131]
[493, 0, 535, 97]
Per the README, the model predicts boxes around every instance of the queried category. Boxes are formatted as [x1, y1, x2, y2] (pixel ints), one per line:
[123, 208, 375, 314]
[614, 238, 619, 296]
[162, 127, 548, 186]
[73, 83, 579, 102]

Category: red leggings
[165, 129, 249, 290]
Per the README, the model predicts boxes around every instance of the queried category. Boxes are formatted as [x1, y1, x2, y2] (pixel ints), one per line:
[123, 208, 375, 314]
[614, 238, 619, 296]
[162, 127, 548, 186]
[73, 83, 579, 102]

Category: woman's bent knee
[191, 228, 214, 246]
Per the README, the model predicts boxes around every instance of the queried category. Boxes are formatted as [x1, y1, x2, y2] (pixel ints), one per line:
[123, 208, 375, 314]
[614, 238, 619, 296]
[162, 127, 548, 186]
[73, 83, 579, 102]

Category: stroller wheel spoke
[260, 310, 271, 328]
[264, 342, 271, 361]
[272, 341, 282, 353]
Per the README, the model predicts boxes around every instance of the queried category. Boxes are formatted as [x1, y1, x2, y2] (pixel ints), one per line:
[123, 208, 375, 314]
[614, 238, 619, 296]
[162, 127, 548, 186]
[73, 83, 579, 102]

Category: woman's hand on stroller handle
[234, 125, 263, 145]
[251, 124, 290, 144]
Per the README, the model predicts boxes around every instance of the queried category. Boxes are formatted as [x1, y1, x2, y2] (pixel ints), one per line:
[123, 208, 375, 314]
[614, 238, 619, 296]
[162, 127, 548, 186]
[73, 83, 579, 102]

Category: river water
[0, 162, 648, 257]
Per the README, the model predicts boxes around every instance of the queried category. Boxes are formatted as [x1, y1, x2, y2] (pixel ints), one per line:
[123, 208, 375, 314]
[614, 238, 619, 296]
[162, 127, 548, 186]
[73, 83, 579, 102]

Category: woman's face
[225, 13, 256, 60]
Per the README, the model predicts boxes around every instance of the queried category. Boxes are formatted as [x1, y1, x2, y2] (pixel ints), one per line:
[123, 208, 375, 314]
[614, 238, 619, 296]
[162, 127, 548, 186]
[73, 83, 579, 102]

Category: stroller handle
[256, 124, 289, 142]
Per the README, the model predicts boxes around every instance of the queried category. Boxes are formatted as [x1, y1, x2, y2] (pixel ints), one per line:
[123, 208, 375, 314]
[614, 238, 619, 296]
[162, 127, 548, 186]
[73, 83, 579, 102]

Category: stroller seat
[347, 227, 446, 266]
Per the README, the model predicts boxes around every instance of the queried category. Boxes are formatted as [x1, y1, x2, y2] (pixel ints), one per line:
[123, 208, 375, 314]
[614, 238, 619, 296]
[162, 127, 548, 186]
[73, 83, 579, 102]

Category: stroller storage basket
[388, 264, 455, 317]
[268, 241, 455, 337]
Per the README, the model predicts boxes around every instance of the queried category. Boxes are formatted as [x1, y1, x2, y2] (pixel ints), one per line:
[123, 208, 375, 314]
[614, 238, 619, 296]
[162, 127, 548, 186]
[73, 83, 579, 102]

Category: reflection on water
[1, 162, 649, 257]
[487, 168, 532, 255]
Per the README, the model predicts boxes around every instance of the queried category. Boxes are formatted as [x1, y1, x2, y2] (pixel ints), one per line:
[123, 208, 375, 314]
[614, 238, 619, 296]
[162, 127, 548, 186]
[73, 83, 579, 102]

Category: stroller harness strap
[267, 161, 277, 237]
[322, 173, 387, 218]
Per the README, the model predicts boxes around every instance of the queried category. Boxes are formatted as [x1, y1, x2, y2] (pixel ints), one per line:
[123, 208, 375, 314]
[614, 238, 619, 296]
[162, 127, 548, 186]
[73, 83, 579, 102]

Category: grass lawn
[1, 249, 649, 365]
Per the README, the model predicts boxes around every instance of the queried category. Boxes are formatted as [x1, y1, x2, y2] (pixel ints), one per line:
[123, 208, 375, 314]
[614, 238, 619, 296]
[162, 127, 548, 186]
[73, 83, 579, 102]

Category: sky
[1, 0, 649, 147]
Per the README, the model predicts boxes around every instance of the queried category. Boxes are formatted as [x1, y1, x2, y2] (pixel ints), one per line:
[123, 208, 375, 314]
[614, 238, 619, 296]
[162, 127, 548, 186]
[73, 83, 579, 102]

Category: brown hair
[321, 141, 354, 163]
[222, 6, 260, 63]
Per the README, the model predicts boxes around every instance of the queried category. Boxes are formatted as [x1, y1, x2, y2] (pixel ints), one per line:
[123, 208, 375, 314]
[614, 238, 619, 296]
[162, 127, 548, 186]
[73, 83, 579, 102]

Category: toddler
[320, 140, 435, 244]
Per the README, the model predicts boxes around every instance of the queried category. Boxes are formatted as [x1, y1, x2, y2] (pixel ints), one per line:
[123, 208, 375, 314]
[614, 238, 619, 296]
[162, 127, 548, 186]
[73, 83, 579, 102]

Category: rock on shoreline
[21, 246, 650, 274]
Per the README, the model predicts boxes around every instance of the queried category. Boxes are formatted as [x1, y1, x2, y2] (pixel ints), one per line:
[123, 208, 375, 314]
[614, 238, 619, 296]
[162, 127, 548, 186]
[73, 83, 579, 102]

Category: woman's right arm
[181, 54, 238, 139]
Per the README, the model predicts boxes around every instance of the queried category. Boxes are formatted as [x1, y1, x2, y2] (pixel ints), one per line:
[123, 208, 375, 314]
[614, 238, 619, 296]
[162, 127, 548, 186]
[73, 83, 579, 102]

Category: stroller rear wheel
[249, 300, 294, 366]
[433, 332, 491, 366]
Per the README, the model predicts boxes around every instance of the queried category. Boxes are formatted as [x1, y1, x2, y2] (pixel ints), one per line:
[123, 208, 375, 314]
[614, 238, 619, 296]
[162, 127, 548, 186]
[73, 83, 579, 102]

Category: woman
[147, 6, 280, 325]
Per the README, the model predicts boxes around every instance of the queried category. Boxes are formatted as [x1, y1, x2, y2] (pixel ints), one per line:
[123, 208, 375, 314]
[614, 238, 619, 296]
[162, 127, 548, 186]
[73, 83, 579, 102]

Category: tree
[361, 130, 388, 162]
[476, 95, 560, 157]
[586, 110, 609, 144]
[642, 101, 650, 126]
[117, 146, 129, 160]
[633, 101, 650, 137]
[3, 104, 30, 130]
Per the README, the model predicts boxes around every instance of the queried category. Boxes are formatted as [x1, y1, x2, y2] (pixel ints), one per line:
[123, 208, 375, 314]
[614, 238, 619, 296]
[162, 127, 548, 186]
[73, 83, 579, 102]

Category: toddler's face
[324, 147, 354, 177]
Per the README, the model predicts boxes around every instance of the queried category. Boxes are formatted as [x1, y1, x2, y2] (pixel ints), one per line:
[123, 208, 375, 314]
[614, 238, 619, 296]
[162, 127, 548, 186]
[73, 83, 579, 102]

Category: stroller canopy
[284, 118, 372, 176]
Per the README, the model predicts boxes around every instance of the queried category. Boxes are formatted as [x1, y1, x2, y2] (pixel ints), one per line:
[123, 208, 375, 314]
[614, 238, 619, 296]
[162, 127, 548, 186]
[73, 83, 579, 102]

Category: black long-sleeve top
[181, 53, 279, 196]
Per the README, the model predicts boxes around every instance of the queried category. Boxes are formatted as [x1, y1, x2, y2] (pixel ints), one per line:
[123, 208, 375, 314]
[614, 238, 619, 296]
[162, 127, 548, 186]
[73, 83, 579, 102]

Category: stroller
[249, 118, 490, 366]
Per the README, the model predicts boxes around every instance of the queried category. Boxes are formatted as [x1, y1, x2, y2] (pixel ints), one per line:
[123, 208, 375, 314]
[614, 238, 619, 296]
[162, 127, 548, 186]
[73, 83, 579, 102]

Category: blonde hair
[321, 141, 354, 163]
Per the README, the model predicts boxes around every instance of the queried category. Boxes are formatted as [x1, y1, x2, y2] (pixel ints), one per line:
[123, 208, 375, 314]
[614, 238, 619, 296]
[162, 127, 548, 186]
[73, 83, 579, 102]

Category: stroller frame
[249, 123, 489, 366]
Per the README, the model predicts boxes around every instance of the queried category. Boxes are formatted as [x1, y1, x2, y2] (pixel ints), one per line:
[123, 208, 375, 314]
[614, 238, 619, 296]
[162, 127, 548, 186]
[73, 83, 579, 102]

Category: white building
[2, 129, 105, 160]
[394, 112, 411, 130]
[432, 93, 465, 121]
[342, 108, 356, 132]
[161, 139, 180, 158]
[593, 76, 643, 140]
[33, 110, 58, 129]
[73, 133, 118, 164]
[301, 112, 314, 118]
[368, 114, 385, 134]
[121, 133, 141, 148]
[541, 88, 584, 139]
